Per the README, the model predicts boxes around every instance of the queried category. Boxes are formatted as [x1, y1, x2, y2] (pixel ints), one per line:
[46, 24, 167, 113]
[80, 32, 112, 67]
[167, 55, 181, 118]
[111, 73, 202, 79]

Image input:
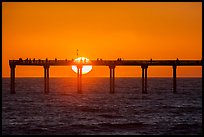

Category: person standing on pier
[176, 58, 179, 64]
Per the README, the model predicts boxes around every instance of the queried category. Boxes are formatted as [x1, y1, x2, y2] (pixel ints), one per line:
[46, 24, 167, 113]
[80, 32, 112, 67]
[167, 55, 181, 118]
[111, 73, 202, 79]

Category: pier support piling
[142, 67, 144, 93]
[77, 65, 83, 93]
[141, 65, 148, 93]
[10, 63, 16, 94]
[44, 65, 50, 94]
[145, 66, 148, 93]
[109, 65, 115, 93]
[173, 65, 177, 93]
[47, 66, 49, 93]
[110, 67, 112, 93]
[44, 66, 47, 93]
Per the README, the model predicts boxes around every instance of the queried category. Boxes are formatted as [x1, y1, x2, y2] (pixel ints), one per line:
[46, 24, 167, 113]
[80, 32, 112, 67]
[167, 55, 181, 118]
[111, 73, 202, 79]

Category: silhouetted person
[65, 59, 67, 61]
[33, 58, 35, 62]
[19, 58, 22, 62]
[55, 58, 57, 62]
[176, 58, 179, 64]
[150, 58, 152, 62]
[46, 58, 48, 62]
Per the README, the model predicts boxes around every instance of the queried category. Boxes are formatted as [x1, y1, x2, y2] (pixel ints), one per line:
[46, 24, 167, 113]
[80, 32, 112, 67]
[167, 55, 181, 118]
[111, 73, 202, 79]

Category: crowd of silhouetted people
[17, 58, 87, 63]
[17, 58, 57, 63]
[18, 58, 39, 63]
[16, 58, 181, 64]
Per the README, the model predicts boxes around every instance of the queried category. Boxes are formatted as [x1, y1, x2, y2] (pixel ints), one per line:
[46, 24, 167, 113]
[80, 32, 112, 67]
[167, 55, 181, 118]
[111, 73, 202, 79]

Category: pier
[9, 59, 202, 94]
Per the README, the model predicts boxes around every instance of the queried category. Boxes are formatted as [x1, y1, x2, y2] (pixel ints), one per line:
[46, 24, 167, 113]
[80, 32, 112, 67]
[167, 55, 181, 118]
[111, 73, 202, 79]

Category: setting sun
[71, 57, 92, 74]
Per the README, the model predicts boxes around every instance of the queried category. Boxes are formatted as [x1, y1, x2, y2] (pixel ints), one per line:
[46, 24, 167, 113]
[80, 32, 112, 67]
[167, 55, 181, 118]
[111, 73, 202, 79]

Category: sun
[71, 57, 92, 74]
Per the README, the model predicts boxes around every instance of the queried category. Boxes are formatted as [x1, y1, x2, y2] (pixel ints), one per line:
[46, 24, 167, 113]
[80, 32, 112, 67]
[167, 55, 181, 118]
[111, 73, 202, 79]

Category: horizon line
[2, 76, 202, 78]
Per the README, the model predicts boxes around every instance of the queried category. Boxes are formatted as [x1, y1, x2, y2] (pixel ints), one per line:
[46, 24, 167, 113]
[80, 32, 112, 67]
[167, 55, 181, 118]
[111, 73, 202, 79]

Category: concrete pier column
[145, 65, 148, 93]
[109, 65, 115, 93]
[141, 65, 148, 93]
[113, 67, 115, 93]
[141, 66, 144, 93]
[44, 65, 50, 94]
[80, 66, 82, 93]
[44, 65, 47, 94]
[77, 67, 80, 93]
[77, 65, 82, 93]
[173, 65, 177, 93]
[44, 66, 47, 93]
[110, 66, 112, 93]
[10, 63, 16, 94]
[46, 65, 50, 93]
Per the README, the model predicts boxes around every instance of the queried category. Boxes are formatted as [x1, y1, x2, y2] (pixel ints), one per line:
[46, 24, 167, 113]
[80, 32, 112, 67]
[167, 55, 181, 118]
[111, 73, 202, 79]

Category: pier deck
[10, 59, 202, 66]
[9, 59, 202, 94]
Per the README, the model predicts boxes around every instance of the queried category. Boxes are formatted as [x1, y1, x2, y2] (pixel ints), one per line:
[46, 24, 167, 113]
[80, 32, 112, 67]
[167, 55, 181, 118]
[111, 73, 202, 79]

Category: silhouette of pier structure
[9, 59, 202, 94]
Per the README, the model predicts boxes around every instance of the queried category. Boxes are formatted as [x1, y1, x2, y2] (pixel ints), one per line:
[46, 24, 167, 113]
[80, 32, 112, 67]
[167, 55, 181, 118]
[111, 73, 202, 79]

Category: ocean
[2, 77, 202, 135]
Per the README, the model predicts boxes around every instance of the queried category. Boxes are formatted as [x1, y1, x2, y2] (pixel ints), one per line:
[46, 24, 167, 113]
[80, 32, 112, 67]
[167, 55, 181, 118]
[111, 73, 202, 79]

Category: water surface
[2, 78, 202, 135]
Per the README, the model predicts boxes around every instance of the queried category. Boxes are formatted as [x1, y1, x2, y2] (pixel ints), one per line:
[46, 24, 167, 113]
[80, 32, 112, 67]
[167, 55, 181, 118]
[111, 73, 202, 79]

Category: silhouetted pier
[9, 59, 202, 94]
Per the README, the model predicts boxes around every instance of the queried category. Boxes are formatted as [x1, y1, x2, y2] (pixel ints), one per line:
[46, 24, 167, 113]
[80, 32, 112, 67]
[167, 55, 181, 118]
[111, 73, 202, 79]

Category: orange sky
[2, 2, 202, 77]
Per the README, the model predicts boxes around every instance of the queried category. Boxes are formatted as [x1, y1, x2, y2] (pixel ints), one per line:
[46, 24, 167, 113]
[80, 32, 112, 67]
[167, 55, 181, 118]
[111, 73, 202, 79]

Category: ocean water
[2, 78, 202, 135]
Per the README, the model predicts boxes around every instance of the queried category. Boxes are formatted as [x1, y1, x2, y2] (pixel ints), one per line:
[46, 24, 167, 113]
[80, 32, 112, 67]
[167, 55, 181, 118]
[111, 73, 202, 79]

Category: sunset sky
[2, 2, 202, 77]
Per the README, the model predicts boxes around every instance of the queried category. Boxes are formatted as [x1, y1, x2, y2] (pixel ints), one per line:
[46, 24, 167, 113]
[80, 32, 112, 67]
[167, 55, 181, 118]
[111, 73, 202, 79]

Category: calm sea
[2, 78, 202, 135]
